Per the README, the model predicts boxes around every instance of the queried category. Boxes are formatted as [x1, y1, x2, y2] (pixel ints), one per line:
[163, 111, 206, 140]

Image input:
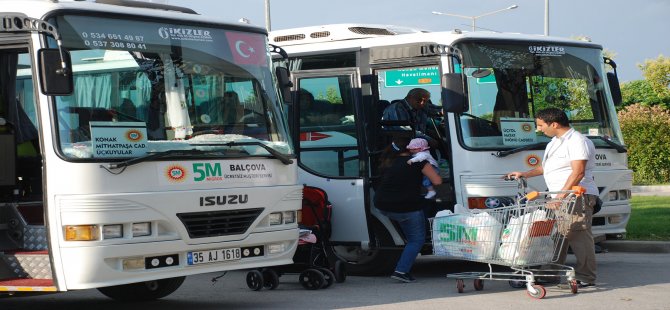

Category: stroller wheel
[317, 268, 335, 289]
[299, 268, 325, 290]
[246, 270, 264, 291]
[262, 268, 279, 290]
[333, 260, 347, 283]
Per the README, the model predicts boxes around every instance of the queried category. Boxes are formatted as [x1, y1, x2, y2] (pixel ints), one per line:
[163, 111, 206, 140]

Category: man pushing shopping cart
[505, 107, 599, 290]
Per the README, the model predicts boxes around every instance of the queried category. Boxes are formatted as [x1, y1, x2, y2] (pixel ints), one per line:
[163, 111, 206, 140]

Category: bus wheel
[330, 220, 401, 276]
[97, 276, 185, 301]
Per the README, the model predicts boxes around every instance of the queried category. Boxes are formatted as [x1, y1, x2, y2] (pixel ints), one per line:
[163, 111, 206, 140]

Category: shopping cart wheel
[333, 260, 347, 283]
[509, 280, 526, 289]
[317, 268, 335, 289]
[526, 284, 546, 299]
[299, 268, 325, 290]
[246, 270, 264, 291]
[473, 279, 484, 291]
[261, 268, 279, 290]
[569, 279, 579, 294]
[456, 279, 465, 293]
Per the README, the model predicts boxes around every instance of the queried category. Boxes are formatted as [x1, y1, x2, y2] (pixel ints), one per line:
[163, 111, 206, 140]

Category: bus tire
[330, 220, 401, 276]
[97, 276, 186, 301]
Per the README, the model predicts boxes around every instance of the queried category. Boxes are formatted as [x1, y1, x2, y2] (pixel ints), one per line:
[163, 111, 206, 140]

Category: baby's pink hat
[407, 138, 429, 151]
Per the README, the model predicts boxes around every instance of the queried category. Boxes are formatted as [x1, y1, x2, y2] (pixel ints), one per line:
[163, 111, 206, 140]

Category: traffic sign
[385, 67, 440, 87]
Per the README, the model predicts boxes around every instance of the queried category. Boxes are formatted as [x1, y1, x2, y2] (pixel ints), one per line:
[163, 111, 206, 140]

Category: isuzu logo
[199, 194, 248, 206]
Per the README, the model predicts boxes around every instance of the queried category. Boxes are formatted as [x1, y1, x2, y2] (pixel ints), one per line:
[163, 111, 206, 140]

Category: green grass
[626, 196, 670, 241]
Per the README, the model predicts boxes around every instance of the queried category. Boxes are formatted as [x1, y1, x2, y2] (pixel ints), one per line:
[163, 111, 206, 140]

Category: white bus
[270, 24, 631, 275]
[0, 0, 301, 300]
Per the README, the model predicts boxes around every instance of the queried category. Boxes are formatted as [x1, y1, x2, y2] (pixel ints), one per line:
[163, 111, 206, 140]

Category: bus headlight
[268, 242, 287, 254]
[283, 211, 296, 224]
[132, 222, 152, 237]
[607, 190, 618, 201]
[608, 215, 623, 224]
[102, 224, 123, 239]
[269, 212, 283, 225]
[122, 257, 145, 270]
[618, 189, 630, 200]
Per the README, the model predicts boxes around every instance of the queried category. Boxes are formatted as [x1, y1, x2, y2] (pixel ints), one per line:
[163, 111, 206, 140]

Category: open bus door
[290, 69, 369, 243]
[0, 16, 73, 294]
[289, 68, 413, 275]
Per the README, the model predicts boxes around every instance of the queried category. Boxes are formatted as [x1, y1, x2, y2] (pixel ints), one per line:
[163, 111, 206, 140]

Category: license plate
[187, 247, 241, 265]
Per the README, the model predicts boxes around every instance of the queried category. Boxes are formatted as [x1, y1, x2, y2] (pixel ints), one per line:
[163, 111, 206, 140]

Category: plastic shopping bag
[498, 209, 554, 265]
[432, 211, 502, 260]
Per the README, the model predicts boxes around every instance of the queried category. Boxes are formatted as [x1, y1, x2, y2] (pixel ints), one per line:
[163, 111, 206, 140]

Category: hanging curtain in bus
[160, 53, 192, 139]
[73, 74, 112, 109]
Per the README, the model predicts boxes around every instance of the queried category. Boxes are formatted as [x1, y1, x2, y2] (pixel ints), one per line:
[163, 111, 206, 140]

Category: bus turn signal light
[65, 225, 99, 241]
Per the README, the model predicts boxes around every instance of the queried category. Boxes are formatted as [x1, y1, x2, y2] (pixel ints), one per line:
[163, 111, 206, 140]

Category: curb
[601, 240, 670, 254]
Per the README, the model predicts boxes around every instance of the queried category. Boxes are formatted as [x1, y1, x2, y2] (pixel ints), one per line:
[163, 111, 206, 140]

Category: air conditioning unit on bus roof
[270, 24, 426, 45]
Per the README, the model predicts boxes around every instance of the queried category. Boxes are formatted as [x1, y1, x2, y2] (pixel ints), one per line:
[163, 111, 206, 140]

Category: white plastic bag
[432, 211, 502, 260]
[498, 209, 554, 265]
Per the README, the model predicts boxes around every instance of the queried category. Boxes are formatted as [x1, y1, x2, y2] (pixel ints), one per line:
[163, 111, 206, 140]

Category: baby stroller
[246, 185, 347, 290]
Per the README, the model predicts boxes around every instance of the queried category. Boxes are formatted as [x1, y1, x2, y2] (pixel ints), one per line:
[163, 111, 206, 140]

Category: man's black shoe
[576, 280, 596, 288]
[391, 271, 416, 283]
[558, 280, 596, 289]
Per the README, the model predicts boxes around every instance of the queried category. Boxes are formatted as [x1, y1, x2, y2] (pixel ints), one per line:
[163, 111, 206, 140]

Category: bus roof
[0, 0, 267, 34]
[270, 24, 602, 54]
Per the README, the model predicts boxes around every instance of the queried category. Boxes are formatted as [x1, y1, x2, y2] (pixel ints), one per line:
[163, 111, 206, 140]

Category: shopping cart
[432, 185, 586, 299]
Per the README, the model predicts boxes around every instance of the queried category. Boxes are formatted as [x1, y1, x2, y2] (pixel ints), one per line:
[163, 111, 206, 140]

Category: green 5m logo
[193, 163, 223, 181]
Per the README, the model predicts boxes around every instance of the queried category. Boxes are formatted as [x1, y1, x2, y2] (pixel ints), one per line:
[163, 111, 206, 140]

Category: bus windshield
[47, 14, 292, 160]
[454, 41, 623, 150]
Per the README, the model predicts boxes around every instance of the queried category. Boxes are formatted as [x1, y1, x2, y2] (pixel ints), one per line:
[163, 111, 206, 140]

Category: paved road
[2, 252, 669, 310]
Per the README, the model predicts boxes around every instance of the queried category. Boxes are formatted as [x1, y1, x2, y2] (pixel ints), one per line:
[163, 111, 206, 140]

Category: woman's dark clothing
[374, 155, 428, 213]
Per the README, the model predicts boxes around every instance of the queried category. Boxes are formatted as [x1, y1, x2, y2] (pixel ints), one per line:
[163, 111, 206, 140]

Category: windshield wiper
[492, 142, 547, 158]
[104, 149, 208, 170]
[220, 141, 294, 165]
[587, 135, 627, 153]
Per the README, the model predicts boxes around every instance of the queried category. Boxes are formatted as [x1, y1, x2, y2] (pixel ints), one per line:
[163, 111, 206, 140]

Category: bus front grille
[177, 208, 264, 238]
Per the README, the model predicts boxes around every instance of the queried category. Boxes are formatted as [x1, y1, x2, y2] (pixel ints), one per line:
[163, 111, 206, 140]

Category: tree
[620, 79, 669, 108]
[619, 55, 670, 109]
[618, 104, 670, 184]
[639, 54, 670, 98]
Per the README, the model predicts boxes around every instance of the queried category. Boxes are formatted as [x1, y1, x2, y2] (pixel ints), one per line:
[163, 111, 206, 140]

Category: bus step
[0, 278, 56, 292]
[20, 225, 48, 251]
[1, 250, 52, 279]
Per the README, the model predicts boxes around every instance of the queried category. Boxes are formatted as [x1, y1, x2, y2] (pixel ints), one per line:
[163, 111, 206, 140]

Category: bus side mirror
[442, 73, 467, 113]
[275, 67, 293, 104]
[38, 48, 73, 96]
[606, 72, 622, 106]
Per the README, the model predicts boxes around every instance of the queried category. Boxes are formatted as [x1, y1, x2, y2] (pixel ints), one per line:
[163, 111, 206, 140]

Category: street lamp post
[264, 0, 271, 31]
[544, 0, 549, 36]
[432, 5, 518, 32]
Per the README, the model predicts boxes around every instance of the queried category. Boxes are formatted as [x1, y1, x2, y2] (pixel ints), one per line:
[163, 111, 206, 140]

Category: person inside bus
[118, 98, 137, 120]
[504, 108, 598, 288]
[373, 136, 442, 283]
[298, 88, 340, 126]
[382, 88, 442, 151]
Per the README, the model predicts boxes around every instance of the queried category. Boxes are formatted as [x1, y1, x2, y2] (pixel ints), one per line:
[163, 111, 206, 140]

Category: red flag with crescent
[300, 132, 331, 141]
[225, 32, 267, 66]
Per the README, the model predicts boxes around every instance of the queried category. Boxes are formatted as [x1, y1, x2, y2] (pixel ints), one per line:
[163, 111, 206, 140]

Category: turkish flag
[225, 32, 267, 66]
[300, 132, 331, 141]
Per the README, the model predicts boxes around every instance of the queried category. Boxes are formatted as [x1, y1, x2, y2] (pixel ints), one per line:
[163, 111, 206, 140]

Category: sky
[167, 0, 669, 82]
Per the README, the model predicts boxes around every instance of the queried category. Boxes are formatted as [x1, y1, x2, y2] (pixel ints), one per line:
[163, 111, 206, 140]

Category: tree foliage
[620, 79, 670, 108]
[618, 104, 670, 184]
[640, 54, 670, 98]
[621, 55, 670, 109]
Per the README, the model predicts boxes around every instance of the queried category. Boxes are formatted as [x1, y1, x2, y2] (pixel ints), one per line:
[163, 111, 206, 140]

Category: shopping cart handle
[571, 186, 586, 196]
[525, 191, 540, 201]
